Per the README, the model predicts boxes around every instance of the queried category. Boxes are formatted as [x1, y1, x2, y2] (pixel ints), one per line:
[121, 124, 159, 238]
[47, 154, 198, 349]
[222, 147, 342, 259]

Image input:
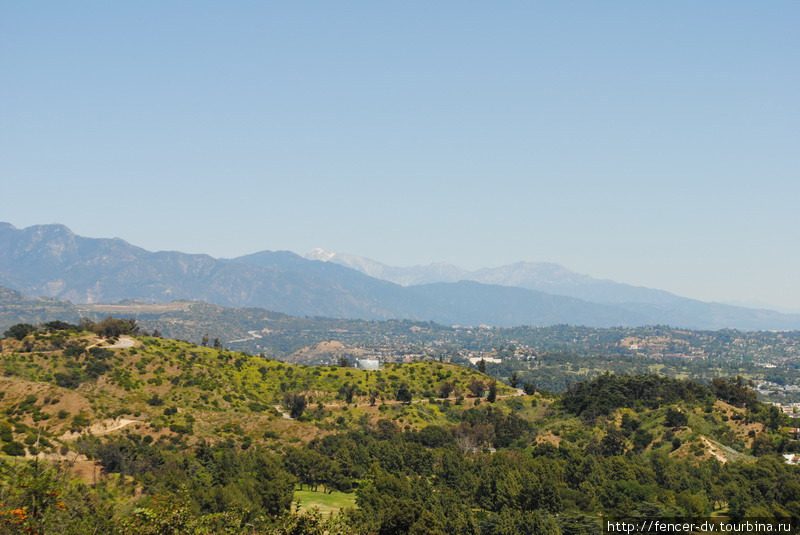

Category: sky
[1, 2, 798, 309]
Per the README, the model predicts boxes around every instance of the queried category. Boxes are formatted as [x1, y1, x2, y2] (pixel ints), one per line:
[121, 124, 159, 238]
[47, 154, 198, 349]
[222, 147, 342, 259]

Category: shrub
[54, 371, 82, 389]
[2, 441, 25, 456]
[146, 394, 165, 406]
[169, 423, 192, 435]
[71, 414, 91, 432]
[248, 401, 269, 413]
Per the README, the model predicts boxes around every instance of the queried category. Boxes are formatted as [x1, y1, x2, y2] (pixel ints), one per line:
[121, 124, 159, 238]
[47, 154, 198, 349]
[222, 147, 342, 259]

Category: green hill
[0, 327, 513, 456]
[1, 324, 798, 535]
[5, 290, 800, 406]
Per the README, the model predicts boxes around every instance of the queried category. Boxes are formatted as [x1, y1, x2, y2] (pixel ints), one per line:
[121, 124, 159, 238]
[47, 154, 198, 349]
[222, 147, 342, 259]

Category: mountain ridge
[304, 248, 693, 307]
[2, 222, 800, 330]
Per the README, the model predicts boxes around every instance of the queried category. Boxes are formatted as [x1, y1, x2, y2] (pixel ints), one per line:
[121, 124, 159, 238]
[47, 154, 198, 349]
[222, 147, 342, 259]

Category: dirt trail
[85, 336, 137, 350]
[106, 336, 135, 348]
[61, 417, 140, 440]
[274, 405, 293, 420]
[701, 437, 729, 463]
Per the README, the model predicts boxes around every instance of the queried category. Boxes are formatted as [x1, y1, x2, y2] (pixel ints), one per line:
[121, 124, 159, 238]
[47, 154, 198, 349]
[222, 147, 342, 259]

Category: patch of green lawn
[293, 487, 357, 513]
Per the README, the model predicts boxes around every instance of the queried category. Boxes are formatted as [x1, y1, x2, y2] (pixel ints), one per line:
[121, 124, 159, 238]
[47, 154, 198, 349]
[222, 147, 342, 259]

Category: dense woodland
[5, 424, 800, 534]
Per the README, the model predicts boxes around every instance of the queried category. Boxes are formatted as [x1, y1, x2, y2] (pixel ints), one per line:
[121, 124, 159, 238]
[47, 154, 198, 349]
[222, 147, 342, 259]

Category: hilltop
[0, 324, 513, 455]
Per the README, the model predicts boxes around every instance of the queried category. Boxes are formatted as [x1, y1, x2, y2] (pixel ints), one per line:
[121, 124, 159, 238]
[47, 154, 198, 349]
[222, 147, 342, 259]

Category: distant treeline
[3, 317, 139, 341]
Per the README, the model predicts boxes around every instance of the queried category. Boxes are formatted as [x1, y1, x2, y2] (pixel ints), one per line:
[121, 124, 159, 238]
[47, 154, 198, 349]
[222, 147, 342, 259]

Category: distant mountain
[305, 248, 468, 286]
[2, 222, 800, 330]
[306, 249, 800, 329]
[408, 281, 645, 328]
[723, 300, 800, 315]
[304, 249, 687, 306]
[0, 223, 427, 320]
[467, 262, 688, 306]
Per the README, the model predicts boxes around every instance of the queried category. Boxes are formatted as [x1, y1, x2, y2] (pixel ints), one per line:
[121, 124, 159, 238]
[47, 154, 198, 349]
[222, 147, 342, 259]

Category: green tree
[283, 393, 308, 419]
[4, 323, 36, 340]
[468, 379, 486, 398]
[632, 428, 653, 451]
[594, 427, 628, 456]
[93, 317, 138, 338]
[396, 384, 413, 404]
[339, 383, 358, 404]
[711, 376, 760, 410]
[487, 381, 498, 403]
[665, 408, 688, 428]
[438, 381, 454, 399]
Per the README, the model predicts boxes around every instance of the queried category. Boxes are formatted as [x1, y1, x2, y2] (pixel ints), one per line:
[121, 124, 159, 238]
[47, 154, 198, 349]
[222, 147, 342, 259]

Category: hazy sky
[2, 2, 798, 309]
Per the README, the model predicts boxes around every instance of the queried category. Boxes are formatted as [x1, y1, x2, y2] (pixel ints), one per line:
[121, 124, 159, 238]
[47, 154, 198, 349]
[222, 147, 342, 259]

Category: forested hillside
[1, 321, 798, 534]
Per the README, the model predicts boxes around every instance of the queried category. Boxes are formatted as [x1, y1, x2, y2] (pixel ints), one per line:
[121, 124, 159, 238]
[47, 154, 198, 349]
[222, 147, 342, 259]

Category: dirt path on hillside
[61, 417, 140, 440]
[274, 405, 293, 419]
[106, 336, 135, 348]
[701, 437, 729, 463]
[84, 336, 136, 350]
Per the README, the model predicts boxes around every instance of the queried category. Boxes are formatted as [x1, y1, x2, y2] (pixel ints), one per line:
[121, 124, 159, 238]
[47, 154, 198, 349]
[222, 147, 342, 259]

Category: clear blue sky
[2, 2, 798, 309]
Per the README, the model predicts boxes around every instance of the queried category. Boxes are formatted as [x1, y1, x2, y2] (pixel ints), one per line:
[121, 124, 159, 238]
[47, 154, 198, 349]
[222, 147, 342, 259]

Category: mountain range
[2, 221, 799, 330]
[304, 248, 689, 306]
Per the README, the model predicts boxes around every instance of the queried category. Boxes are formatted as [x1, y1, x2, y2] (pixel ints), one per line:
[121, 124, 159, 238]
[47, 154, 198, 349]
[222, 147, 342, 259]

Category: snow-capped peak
[305, 248, 337, 262]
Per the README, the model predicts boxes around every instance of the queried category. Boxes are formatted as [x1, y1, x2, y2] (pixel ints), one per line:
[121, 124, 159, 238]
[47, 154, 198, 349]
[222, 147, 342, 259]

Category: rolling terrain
[1, 324, 797, 533]
[4, 290, 800, 403]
